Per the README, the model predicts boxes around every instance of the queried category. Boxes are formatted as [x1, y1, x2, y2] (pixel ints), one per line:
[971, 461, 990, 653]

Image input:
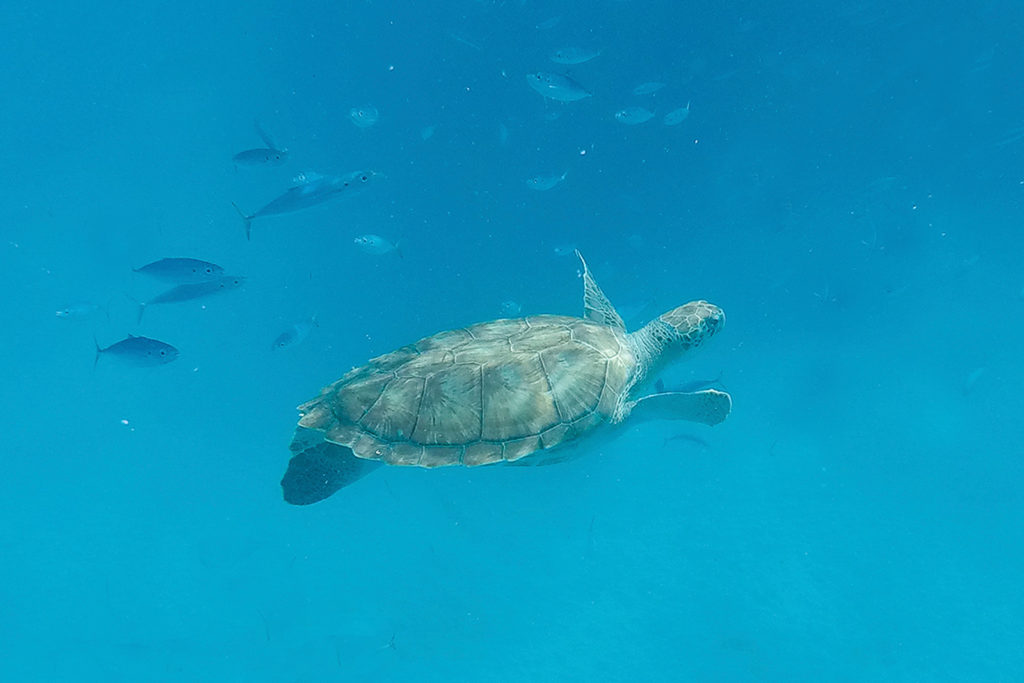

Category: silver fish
[138, 275, 246, 323]
[354, 234, 402, 257]
[271, 317, 318, 351]
[232, 170, 377, 240]
[499, 300, 522, 317]
[56, 302, 103, 319]
[133, 258, 225, 285]
[349, 106, 379, 128]
[962, 367, 986, 396]
[95, 335, 179, 368]
[615, 107, 656, 125]
[535, 16, 561, 30]
[525, 171, 567, 191]
[550, 47, 601, 65]
[526, 72, 592, 102]
[232, 147, 287, 166]
[232, 122, 288, 166]
[662, 102, 691, 126]
[632, 81, 666, 96]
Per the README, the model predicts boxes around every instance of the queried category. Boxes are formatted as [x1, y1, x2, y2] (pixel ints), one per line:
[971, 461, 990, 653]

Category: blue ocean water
[3, 0, 1024, 679]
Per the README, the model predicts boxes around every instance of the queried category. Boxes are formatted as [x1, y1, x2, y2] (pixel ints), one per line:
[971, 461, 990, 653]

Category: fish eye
[159, 350, 166, 356]
[361, 175, 368, 182]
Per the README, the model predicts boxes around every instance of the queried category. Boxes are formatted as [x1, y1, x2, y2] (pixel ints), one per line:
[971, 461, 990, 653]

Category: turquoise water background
[3, 1, 1023, 680]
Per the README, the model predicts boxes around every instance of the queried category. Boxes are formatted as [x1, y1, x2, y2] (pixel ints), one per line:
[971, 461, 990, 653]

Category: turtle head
[658, 300, 725, 350]
[630, 301, 725, 380]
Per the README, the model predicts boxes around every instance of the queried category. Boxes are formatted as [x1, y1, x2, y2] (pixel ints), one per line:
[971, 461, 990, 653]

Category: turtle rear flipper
[628, 389, 732, 426]
[281, 441, 381, 505]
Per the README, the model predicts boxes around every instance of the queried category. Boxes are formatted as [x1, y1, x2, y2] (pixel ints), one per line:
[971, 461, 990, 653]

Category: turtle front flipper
[281, 429, 382, 505]
[627, 389, 732, 426]
[577, 251, 626, 332]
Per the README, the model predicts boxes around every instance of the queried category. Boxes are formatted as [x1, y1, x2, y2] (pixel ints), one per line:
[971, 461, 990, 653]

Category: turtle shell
[297, 315, 637, 467]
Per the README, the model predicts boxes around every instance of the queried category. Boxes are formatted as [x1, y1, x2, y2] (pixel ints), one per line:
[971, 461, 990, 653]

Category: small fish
[56, 302, 103, 319]
[133, 258, 225, 285]
[232, 170, 377, 239]
[447, 31, 483, 51]
[271, 317, 318, 351]
[137, 275, 246, 323]
[232, 122, 288, 166]
[421, 125, 436, 141]
[95, 335, 179, 368]
[615, 107, 656, 125]
[662, 102, 691, 126]
[962, 367, 986, 396]
[525, 171, 567, 191]
[526, 72, 592, 102]
[349, 106, 380, 128]
[550, 47, 601, 65]
[232, 147, 287, 166]
[354, 234, 402, 257]
[535, 16, 561, 30]
[500, 300, 522, 317]
[994, 125, 1024, 147]
[632, 81, 666, 96]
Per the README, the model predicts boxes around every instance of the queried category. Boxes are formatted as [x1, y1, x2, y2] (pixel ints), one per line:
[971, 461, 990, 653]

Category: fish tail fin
[100, 295, 113, 322]
[394, 239, 404, 260]
[231, 202, 253, 240]
[126, 295, 145, 325]
[93, 336, 102, 370]
[254, 120, 277, 150]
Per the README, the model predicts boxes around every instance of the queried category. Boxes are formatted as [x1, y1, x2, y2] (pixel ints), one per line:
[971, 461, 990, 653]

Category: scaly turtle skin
[282, 252, 730, 504]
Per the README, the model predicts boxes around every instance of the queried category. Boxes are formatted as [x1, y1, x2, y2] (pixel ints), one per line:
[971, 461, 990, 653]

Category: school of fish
[68, 28, 699, 387]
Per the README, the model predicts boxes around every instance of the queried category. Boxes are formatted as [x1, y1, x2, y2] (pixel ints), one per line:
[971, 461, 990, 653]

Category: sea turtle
[281, 252, 731, 505]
